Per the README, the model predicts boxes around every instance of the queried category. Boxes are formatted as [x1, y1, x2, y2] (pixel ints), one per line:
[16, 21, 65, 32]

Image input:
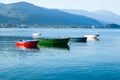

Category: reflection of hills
[0, 36, 32, 41]
[38, 44, 70, 50]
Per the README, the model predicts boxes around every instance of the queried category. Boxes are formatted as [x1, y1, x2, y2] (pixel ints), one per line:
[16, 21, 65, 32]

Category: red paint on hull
[16, 40, 39, 49]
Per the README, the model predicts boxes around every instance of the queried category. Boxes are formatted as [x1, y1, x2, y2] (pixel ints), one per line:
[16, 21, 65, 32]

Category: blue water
[0, 28, 120, 80]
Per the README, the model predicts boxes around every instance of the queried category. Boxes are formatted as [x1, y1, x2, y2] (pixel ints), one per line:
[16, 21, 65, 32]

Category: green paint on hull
[39, 38, 70, 45]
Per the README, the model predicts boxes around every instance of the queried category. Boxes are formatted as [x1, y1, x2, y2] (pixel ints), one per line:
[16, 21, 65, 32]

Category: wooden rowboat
[16, 40, 39, 49]
[39, 38, 70, 45]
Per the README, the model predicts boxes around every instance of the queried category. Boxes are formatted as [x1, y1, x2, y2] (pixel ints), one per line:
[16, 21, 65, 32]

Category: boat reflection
[38, 44, 70, 50]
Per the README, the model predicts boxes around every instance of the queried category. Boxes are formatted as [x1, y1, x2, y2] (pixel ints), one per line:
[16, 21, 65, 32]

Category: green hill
[105, 24, 120, 28]
[0, 2, 102, 26]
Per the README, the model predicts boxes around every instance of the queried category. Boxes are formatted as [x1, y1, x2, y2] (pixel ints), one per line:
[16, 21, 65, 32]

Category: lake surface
[0, 28, 120, 80]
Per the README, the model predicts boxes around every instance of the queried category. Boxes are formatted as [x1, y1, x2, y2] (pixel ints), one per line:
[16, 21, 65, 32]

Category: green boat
[39, 38, 70, 45]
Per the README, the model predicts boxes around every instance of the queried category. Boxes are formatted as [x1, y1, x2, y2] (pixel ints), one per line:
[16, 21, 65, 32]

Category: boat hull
[39, 38, 70, 45]
[84, 34, 100, 40]
[16, 40, 39, 49]
[70, 37, 87, 42]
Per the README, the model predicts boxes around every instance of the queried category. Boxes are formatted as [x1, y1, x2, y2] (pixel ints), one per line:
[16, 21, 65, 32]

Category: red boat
[16, 40, 39, 49]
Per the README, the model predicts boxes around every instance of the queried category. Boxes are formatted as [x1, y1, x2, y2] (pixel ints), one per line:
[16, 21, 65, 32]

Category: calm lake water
[0, 28, 120, 80]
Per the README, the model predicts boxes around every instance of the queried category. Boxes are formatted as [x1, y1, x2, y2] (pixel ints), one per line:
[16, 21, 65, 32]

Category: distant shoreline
[0, 27, 120, 29]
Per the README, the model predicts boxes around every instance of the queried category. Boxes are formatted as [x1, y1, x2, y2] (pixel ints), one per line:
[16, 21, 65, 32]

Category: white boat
[84, 34, 100, 40]
[32, 33, 41, 38]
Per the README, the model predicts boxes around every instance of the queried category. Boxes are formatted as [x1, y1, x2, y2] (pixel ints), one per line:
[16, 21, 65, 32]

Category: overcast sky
[0, 0, 120, 15]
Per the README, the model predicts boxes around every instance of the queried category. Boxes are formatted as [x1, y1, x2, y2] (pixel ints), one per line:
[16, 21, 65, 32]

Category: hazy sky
[0, 0, 120, 15]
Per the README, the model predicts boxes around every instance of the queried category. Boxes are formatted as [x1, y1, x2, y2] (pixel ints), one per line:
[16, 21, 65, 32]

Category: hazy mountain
[105, 24, 120, 28]
[0, 2, 102, 26]
[62, 9, 120, 25]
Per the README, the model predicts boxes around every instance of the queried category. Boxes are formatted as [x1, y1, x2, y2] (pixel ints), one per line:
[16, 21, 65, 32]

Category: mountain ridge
[0, 2, 102, 27]
[62, 9, 120, 25]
